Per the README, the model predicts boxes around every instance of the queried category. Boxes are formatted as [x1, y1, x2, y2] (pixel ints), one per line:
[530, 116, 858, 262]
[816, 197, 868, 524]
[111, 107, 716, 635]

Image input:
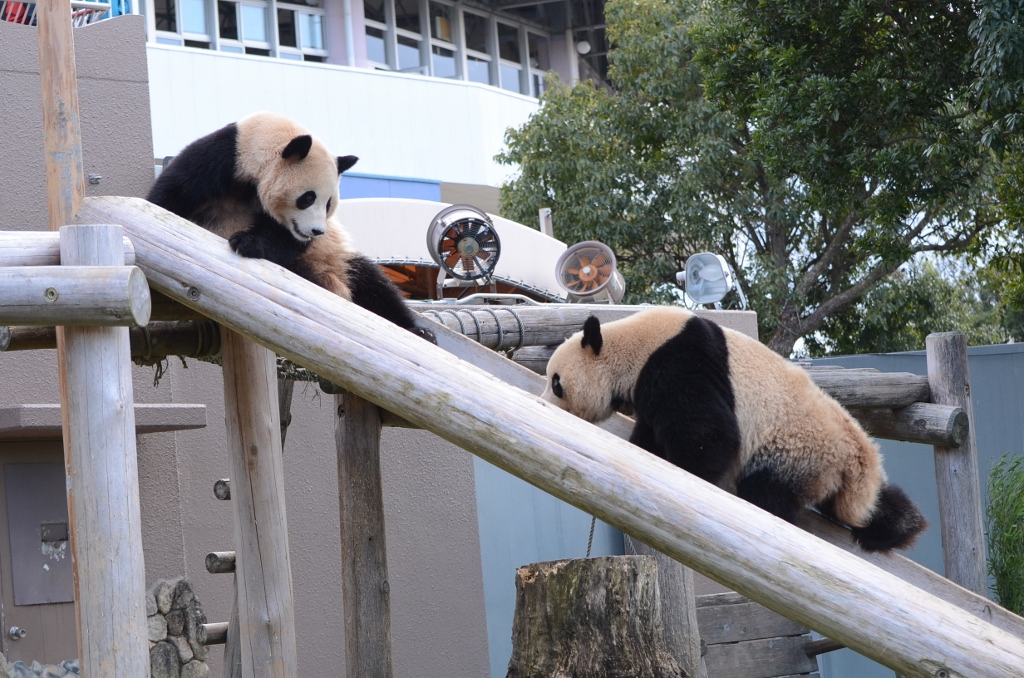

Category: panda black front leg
[228, 214, 309, 272]
[228, 229, 271, 259]
[346, 254, 437, 343]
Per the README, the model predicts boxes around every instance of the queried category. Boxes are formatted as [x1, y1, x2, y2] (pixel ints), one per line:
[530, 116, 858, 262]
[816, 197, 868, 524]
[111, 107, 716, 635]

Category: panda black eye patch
[552, 374, 564, 399]
[296, 191, 317, 210]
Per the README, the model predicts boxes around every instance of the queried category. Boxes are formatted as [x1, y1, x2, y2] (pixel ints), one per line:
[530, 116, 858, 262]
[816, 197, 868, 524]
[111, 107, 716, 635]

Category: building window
[355, 0, 546, 92]
[462, 10, 490, 84]
[528, 32, 548, 97]
[148, 0, 324, 58]
[277, 2, 328, 61]
[210, 1, 270, 53]
[429, 1, 456, 78]
[497, 22, 522, 94]
[397, 34, 422, 71]
[241, 4, 267, 42]
[392, 0, 425, 73]
[154, 0, 175, 32]
[393, 0, 419, 33]
[366, 25, 387, 65]
[154, 0, 213, 47]
[363, 0, 389, 68]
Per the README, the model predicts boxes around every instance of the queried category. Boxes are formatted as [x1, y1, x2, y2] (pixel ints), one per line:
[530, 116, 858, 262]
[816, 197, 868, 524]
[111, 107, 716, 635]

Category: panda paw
[410, 325, 437, 344]
[228, 230, 266, 259]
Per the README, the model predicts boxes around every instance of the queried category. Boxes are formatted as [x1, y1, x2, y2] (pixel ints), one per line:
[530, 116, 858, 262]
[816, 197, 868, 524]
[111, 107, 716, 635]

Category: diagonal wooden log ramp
[80, 196, 1024, 678]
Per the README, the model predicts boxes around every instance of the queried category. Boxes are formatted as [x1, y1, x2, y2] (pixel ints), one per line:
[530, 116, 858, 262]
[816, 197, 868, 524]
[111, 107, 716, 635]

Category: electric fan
[555, 241, 625, 304]
[426, 205, 501, 282]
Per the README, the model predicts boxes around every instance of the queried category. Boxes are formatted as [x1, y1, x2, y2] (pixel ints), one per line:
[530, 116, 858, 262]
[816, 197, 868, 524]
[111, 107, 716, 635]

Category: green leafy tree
[500, 0, 997, 356]
[804, 259, 1008, 356]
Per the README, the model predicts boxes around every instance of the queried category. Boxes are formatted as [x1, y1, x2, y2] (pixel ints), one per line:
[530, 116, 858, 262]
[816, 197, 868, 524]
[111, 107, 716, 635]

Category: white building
[133, 0, 611, 210]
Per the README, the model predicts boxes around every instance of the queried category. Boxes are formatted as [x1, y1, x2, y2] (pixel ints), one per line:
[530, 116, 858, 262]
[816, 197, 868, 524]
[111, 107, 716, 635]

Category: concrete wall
[0, 17, 153, 231]
[146, 43, 539, 187]
[1, 16, 493, 677]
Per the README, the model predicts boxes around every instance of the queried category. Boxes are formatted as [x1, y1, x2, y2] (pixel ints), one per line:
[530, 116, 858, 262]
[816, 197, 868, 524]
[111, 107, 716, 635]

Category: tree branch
[796, 257, 898, 335]
[794, 206, 862, 298]
[794, 208, 936, 336]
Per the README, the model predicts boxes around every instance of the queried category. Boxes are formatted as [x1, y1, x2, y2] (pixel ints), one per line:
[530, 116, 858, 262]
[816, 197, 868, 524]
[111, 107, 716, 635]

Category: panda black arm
[632, 317, 741, 486]
[228, 213, 309, 271]
[146, 123, 243, 219]
[346, 254, 436, 343]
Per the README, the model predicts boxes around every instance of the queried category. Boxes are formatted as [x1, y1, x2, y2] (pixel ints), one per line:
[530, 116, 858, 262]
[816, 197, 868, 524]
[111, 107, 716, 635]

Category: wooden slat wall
[697, 592, 819, 678]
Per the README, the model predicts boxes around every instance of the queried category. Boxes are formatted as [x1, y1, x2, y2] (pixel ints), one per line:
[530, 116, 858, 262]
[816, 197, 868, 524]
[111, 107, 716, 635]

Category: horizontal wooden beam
[805, 637, 845, 657]
[205, 551, 236, 574]
[2, 320, 221, 358]
[418, 304, 757, 351]
[201, 622, 229, 646]
[214, 479, 231, 501]
[0, 265, 151, 326]
[0, 231, 135, 267]
[856, 403, 968, 447]
[150, 289, 207, 321]
[1, 320, 960, 445]
[88, 196, 1024, 678]
[807, 371, 930, 409]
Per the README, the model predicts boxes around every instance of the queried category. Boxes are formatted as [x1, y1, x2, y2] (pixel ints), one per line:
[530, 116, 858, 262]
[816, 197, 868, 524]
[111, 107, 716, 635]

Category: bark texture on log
[631, 542, 707, 678]
[507, 556, 686, 678]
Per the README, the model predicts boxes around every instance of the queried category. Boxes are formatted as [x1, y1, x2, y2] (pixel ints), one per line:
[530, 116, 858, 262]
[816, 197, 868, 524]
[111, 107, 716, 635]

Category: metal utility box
[5, 462, 74, 605]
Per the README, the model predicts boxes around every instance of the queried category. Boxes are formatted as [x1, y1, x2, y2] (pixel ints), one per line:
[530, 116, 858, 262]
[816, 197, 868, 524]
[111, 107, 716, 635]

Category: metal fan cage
[556, 241, 618, 297]
[426, 205, 501, 281]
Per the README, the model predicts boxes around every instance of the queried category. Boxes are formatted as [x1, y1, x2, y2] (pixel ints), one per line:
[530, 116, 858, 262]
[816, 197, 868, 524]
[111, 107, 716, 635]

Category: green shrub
[987, 455, 1024, 615]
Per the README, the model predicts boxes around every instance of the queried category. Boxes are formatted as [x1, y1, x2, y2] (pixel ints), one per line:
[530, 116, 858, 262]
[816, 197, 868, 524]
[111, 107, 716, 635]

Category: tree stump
[507, 556, 687, 678]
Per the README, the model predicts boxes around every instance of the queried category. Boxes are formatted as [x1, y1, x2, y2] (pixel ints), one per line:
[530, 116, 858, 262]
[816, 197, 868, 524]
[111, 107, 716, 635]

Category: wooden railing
[59, 194, 1024, 678]
[12, 2, 1024, 674]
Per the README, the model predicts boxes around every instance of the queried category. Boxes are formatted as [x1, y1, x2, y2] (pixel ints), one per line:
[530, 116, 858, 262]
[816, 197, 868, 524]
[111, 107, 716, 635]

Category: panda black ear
[282, 135, 313, 161]
[337, 155, 359, 174]
[581, 315, 603, 356]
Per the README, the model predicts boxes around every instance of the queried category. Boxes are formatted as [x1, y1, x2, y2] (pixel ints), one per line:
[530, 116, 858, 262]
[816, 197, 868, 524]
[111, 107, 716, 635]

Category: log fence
[59, 193, 1023, 678]
[5, 5, 1018, 673]
[4, 194, 1016, 676]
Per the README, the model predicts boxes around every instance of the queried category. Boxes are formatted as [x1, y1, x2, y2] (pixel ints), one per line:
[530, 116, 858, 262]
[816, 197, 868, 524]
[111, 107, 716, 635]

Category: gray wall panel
[474, 457, 623, 678]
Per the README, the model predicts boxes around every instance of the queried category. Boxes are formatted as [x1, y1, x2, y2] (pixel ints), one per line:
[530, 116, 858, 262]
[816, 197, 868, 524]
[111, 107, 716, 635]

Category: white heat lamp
[679, 252, 747, 309]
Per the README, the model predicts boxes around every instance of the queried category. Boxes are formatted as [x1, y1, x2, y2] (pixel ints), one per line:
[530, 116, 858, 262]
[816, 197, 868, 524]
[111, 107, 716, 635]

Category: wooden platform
[0, 404, 207, 441]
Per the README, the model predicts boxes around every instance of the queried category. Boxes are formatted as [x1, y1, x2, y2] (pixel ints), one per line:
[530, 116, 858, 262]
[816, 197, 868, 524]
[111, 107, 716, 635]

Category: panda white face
[258, 132, 358, 244]
[279, 186, 335, 243]
[543, 316, 618, 423]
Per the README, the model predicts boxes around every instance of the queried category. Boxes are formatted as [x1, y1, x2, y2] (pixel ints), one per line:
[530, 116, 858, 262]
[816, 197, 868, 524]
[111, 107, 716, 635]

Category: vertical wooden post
[926, 332, 987, 595]
[335, 394, 394, 678]
[221, 330, 298, 678]
[632, 540, 708, 678]
[59, 225, 149, 675]
[36, 0, 86, 232]
[222, 577, 243, 678]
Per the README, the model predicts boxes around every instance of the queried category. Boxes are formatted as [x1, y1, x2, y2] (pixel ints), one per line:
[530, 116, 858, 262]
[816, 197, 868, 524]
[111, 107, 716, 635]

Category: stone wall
[147, 578, 210, 678]
[6, 659, 77, 678]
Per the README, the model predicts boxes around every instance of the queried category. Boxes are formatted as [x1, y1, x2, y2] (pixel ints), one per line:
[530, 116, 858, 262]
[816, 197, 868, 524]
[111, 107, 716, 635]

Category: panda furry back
[147, 112, 433, 341]
[542, 307, 926, 552]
